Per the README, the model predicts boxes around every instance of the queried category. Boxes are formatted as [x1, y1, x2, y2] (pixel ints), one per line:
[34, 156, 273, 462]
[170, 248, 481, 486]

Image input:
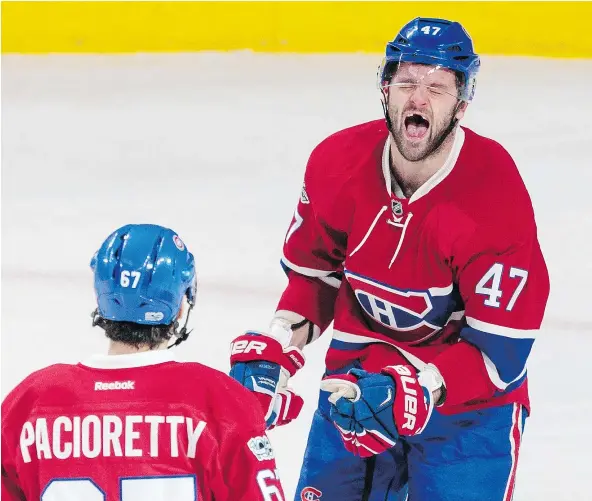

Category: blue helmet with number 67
[90, 224, 196, 325]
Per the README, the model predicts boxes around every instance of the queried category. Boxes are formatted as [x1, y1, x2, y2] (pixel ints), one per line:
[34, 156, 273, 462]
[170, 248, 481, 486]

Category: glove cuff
[282, 345, 305, 376]
[418, 363, 446, 406]
[230, 332, 305, 376]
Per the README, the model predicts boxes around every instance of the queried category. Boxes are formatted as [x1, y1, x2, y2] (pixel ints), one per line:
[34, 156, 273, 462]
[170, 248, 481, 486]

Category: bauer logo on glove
[231, 339, 269, 356]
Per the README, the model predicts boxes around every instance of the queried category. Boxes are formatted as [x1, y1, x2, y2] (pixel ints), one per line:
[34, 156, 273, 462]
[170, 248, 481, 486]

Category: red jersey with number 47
[1, 351, 285, 501]
[278, 120, 550, 414]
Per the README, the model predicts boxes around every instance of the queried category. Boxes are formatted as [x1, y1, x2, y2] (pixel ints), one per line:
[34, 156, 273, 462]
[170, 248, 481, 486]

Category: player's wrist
[418, 364, 446, 406]
[270, 310, 319, 350]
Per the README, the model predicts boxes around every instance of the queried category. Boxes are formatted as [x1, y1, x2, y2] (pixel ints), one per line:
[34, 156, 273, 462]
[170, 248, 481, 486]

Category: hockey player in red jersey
[2, 224, 285, 501]
[230, 17, 550, 501]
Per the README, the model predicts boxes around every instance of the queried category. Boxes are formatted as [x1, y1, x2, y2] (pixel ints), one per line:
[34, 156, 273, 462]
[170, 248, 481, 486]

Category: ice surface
[2, 53, 592, 499]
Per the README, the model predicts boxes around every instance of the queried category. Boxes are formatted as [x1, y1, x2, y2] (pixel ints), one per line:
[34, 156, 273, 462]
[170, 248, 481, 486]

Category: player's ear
[177, 300, 185, 320]
[455, 101, 469, 121]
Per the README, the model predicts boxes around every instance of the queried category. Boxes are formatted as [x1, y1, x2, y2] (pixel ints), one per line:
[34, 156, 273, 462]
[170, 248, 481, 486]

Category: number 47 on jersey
[475, 263, 528, 312]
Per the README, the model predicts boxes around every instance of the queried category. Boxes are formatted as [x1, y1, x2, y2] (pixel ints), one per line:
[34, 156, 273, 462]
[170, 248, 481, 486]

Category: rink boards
[2, 1, 592, 58]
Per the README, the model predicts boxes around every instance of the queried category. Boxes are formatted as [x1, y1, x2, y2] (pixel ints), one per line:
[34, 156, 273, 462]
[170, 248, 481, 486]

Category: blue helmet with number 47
[91, 224, 196, 325]
[379, 17, 480, 102]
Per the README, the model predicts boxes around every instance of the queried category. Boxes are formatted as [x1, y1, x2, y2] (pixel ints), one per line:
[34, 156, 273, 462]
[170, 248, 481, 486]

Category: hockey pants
[294, 388, 527, 501]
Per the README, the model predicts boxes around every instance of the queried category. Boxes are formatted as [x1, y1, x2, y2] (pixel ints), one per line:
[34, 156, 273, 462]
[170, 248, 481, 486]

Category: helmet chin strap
[91, 308, 102, 327]
[168, 300, 194, 349]
[381, 89, 464, 162]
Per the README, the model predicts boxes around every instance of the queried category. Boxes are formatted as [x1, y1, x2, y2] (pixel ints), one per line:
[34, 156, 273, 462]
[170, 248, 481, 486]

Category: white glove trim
[320, 378, 361, 404]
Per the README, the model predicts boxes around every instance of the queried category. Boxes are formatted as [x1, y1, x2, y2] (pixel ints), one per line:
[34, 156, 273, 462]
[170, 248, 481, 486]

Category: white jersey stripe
[281, 255, 340, 280]
[466, 317, 536, 339]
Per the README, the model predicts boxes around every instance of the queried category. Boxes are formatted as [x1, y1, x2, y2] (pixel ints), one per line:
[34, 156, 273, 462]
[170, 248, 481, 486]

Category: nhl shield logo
[391, 199, 404, 217]
[300, 185, 310, 204]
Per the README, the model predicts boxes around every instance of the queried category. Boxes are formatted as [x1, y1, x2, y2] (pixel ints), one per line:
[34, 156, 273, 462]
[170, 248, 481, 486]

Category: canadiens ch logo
[344, 269, 455, 343]
[354, 288, 433, 329]
[301, 487, 322, 501]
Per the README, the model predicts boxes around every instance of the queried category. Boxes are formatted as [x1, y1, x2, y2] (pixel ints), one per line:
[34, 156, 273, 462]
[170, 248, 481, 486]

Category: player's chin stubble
[389, 107, 455, 163]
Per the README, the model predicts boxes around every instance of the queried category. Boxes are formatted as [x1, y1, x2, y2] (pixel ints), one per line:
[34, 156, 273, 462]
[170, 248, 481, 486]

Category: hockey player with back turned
[229, 17, 550, 501]
[2, 224, 285, 501]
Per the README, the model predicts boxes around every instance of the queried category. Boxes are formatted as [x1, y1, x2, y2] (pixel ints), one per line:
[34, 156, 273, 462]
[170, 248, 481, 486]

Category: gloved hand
[266, 388, 304, 430]
[230, 331, 305, 429]
[321, 365, 440, 457]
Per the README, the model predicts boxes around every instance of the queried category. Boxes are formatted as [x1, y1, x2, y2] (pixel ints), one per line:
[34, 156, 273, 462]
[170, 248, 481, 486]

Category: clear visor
[377, 57, 463, 101]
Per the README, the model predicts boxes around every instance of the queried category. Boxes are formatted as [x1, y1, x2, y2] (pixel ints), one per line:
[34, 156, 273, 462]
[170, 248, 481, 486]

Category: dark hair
[93, 316, 175, 349]
[455, 72, 465, 95]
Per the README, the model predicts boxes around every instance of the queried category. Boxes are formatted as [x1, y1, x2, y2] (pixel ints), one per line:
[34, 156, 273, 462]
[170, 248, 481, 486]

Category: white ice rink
[2, 53, 592, 500]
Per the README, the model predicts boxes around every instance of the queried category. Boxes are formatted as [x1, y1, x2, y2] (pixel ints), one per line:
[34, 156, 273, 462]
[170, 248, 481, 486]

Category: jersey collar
[80, 350, 178, 369]
[382, 126, 465, 202]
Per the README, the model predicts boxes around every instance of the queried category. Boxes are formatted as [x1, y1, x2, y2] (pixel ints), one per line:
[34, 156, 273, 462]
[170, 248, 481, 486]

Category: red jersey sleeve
[214, 387, 284, 501]
[434, 148, 550, 409]
[1, 469, 25, 501]
[1, 373, 33, 501]
[2, 432, 26, 501]
[277, 136, 353, 333]
[220, 429, 284, 501]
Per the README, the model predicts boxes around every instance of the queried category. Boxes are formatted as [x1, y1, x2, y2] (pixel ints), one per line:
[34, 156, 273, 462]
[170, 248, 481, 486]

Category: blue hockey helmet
[378, 17, 480, 102]
[90, 224, 196, 325]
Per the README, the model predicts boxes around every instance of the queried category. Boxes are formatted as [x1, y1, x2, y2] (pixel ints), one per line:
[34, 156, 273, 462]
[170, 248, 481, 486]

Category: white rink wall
[2, 53, 592, 500]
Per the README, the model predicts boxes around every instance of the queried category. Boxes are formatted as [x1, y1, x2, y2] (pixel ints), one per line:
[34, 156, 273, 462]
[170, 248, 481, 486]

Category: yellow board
[2, 1, 591, 57]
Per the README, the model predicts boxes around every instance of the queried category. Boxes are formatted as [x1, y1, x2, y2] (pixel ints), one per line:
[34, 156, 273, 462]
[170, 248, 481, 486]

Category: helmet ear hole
[185, 277, 197, 306]
[378, 60, 399, 90]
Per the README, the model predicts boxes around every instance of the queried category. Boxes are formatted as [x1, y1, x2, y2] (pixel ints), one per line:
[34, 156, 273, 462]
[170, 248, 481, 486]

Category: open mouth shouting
[404, 112, 430, 141]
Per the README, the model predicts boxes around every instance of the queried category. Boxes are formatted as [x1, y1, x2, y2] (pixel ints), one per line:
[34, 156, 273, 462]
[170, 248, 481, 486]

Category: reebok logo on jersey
[94, 380, 135, 391]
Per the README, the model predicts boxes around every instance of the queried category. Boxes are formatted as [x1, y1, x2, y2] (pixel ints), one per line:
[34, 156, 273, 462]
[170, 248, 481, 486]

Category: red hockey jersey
[1, 350, 284, 501]
[278, 120, 550, 414]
